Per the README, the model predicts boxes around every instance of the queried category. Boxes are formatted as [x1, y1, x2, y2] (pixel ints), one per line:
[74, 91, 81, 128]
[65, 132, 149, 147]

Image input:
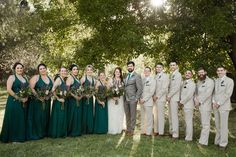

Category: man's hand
[140, 99, 145, 104]
[153, 96, 158, 102]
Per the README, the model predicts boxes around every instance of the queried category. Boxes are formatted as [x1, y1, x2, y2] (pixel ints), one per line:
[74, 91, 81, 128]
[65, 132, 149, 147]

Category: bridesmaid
[66, 64, 82, 136]
[80, 65, 95, 134]
[94, 72, 108, 134]
[0, 62, 29, 143]
[48, 67, 68, 138]
[27, 63, 53, 140]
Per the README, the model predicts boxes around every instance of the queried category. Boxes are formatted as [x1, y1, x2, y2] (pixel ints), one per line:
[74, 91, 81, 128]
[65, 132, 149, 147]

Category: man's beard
[198, 74, 206, 81]
[128, 69, 134, 73]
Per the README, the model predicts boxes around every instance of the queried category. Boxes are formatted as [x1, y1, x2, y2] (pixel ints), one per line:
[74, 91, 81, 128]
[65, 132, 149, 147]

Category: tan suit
[195, 76, 214, 145]
[213, 76, 234, 147]
[168, 69, 182, 138]
[141, 76, 156, 135]
[153, 72, 169, 135]
[180, 79, 196, 141]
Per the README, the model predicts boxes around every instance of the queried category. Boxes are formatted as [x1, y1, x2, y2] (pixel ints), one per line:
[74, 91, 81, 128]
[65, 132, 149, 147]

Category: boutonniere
[171, 75, 175, 80]
[201, 80, 206, 87]
[221, 80, 225, 86]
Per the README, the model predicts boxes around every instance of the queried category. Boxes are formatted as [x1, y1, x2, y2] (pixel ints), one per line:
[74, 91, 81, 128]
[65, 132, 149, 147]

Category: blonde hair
[85, 64, 94, 71]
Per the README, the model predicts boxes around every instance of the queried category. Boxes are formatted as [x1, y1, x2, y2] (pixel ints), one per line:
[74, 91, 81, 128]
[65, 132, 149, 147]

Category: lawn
[0, 87, 235, 157]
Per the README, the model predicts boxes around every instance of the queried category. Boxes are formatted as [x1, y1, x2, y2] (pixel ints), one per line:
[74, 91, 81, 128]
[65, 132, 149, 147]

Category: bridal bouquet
[15, 83, 33, 107]
[36, 85, 52, 110]
[109, 83, 125, 105]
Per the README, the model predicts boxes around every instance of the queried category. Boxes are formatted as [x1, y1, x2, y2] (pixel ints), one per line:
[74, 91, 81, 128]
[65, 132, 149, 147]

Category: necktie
[128, 73, 131, 80]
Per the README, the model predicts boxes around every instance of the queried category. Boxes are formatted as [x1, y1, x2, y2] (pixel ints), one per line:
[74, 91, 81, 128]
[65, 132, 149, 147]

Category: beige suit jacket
[141, 76, 156, 106]
[168, 70, 182, 101]
[180, 79, 196, 109]
[213, 76, 234, 111]
[196, 76, 214, 111]
[155, 72, 169, 102]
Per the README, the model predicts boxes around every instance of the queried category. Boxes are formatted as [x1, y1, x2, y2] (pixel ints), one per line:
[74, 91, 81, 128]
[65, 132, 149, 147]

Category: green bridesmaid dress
[93, 81, 108, 134]
[67, 75, 82, 136]
[81, 76, 94, 134]
[0, 74, 28, 142]
[27, 75, 53, 140]
[48, 77, 67, 138]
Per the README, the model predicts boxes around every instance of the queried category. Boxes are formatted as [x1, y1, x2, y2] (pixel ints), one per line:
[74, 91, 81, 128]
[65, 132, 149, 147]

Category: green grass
[0, 87, 236, 157]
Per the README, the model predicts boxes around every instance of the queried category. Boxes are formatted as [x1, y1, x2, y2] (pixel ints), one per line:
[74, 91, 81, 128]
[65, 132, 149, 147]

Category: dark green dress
[94, 81, 108, 134]
[81, 76, 94, 134]
[48, 77, 67, 138]
[0, 74, 28, 142]
[67, 75, 82, 136]
[27, 75, 53, 140]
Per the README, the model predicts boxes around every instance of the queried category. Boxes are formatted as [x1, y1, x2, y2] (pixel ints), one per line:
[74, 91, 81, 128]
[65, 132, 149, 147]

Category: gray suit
[124, 71, 143, 132]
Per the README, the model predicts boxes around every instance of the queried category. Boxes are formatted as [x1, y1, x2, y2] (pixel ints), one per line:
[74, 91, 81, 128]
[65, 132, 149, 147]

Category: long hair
[113, 67, 123, 83]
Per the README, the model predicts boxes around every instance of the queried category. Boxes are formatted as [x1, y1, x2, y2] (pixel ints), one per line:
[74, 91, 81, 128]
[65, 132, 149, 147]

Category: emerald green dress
[0, 74, 28, 142]
[81, 76, 94, 134]
[27, 75, 53, 140]
[48, 77, 67, 138]
[67, 75, 82, 136]
[93, 81, 108, 134]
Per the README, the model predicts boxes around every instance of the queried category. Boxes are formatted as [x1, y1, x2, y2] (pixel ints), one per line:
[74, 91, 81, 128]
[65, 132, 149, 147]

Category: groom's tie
[128, 73, 131, 80]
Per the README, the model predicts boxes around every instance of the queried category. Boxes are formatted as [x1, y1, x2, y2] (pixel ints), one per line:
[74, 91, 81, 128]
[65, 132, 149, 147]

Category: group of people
[0, 61, 234, 149]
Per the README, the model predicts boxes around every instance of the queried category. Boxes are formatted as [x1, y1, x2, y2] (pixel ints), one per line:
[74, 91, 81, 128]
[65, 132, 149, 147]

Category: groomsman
[140, 67, 156, 136]
[124, 61, 143, 136]
[167, 61, 182, 139]
[213, 66, 234, 148]
[180, 70, 196, 141]
[194, 67, 214, 146]
[153, 63, 169, 136]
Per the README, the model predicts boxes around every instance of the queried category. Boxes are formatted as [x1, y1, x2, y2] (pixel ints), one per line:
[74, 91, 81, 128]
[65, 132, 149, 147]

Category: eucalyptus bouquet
[15, 83, 33, 107]
[55, 85, 69, 110]
[70, 84, 83, 107]
[36, 85, 52, 110]
[82, 84, 96, 104]
[95, 86, 109, 108]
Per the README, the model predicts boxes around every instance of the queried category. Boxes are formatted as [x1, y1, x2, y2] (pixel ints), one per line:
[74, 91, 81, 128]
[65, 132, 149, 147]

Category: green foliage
[1, 0, 236, 77]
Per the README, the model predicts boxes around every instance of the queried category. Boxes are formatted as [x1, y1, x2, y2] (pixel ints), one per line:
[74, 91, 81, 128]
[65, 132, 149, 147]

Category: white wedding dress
[108, 80, 126, 134]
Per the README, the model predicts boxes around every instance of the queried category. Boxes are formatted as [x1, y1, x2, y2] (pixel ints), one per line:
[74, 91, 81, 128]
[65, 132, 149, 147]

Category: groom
[124, 61, 143, 135]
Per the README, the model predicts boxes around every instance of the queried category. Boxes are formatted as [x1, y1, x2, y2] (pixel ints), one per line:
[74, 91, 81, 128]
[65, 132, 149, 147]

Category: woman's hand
[57, 98, 65, 103]
[21, 97, 28, 103]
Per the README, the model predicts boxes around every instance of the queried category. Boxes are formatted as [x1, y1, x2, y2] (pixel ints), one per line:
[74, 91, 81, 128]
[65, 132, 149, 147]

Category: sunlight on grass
[115, 132, 126, 148]
[129, 134, 141, 157]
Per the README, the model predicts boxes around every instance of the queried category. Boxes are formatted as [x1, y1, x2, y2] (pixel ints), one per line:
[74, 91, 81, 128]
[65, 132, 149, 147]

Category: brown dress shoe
[153, 132, 159, 136]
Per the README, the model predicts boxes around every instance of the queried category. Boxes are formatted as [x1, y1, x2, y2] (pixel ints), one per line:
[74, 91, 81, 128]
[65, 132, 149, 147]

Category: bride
[108, 67, 126, 134]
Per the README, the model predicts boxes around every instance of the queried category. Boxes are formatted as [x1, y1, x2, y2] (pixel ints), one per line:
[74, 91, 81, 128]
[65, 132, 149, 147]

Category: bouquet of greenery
[109, 83, 125, 105]
[55, 85, 69, 110]
[15, 83, 33, 107]
[82, 84, 96, 104]
[70, 84, 83, 107]
[95, 86, 109, 108]
[36, 85, 52, 110]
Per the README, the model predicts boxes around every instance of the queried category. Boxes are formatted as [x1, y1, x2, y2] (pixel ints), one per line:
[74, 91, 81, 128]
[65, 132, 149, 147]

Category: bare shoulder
[8, 75, 15, 82]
